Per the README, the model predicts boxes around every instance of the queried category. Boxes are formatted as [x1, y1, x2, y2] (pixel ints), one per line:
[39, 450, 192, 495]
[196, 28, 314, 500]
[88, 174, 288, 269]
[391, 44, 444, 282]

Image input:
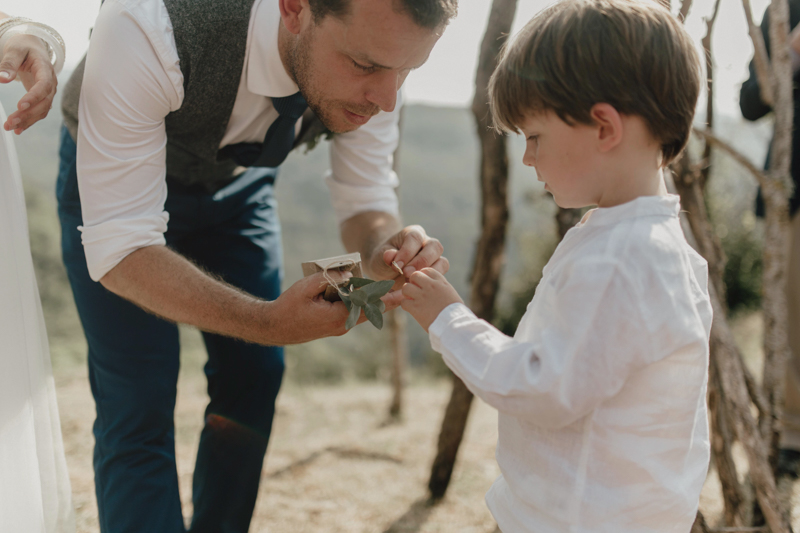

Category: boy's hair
[489, 0, 700, 165]
[308, 0, 458, 29]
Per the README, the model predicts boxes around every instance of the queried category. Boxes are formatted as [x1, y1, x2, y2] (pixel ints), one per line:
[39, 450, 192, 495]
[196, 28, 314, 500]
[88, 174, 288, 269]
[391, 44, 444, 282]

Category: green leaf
[363, 303, 383, 329]
[345, 302, 361, 330]
[375, 299, 386, 313]
[340, 293, 352, 312]
[350, 288, 368, 307]
[348, 277, 375, 288]
[359, 279, 395, 303]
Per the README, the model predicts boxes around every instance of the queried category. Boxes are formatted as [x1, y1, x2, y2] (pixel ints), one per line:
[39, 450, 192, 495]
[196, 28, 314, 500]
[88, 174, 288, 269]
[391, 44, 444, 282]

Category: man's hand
[379, 224, 449, 279]
[100, 245, 402, 347]
[0, 33, 56, 134]
[265, 271, 402, 344]
[340, 212, 450, 310]
[401, 268, 463, 332]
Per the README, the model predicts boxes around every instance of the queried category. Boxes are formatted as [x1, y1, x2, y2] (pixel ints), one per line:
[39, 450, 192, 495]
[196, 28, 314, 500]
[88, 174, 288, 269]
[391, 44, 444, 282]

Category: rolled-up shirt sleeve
[325, 91, 402, 223]
[76, 0, 183, 281]
[428, 258, 652, 429]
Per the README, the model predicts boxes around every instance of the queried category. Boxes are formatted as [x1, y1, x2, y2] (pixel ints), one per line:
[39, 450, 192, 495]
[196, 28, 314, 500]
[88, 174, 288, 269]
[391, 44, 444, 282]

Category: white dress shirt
[429, 195, 712, 532]
[76, 0, 401, 281]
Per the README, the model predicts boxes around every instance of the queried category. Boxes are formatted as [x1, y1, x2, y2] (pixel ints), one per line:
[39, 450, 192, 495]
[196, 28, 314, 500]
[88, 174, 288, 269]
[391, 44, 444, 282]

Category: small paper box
[301, 252, 363, 301]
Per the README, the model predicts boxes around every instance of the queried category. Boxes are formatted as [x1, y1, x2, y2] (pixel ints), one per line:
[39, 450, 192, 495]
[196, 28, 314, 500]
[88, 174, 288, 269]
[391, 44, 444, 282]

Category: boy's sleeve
[428, 258, 652, 429]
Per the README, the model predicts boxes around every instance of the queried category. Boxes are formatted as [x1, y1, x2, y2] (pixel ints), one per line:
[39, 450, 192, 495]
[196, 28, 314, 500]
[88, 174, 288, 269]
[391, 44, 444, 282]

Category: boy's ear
[279, 0, 309, 35]
[590, 103, 623, 153]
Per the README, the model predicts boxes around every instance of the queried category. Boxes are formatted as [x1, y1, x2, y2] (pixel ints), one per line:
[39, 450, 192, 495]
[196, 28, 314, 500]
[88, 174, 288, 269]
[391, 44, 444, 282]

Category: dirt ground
[57, 362, 503, 533]
[55, 315, 796, 532]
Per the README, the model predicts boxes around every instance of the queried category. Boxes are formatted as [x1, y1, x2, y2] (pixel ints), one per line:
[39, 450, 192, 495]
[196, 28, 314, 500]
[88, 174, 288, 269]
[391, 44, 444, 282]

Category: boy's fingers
[402, 282, 422, 299]
[381, 290, 404, 310]
[408, 269, 433, 288]
[420, 266, 447, 281]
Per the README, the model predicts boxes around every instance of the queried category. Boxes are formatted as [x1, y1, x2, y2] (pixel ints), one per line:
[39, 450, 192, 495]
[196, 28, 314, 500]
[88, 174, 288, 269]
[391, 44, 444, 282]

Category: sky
[4, 0, 772, 116]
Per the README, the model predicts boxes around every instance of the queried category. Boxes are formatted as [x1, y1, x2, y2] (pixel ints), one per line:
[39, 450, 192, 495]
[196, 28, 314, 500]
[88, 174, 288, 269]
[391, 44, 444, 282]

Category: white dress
[0, 102, 75, 533]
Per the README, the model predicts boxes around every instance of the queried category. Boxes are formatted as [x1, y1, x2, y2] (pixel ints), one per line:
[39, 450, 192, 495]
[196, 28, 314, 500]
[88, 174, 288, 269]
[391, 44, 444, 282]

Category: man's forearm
[100, 245, 276, 345]
[340, 210, 402, 277]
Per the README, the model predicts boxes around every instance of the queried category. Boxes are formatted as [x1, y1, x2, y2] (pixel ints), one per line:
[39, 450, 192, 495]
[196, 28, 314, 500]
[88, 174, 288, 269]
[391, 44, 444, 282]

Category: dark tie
[221, 92, 308, 168]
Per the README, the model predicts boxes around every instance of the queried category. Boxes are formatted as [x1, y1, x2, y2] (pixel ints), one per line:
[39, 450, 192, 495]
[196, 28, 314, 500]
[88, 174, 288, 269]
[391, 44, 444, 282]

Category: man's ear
[279, 0, 308, 35]
[590, 103, 623, 153]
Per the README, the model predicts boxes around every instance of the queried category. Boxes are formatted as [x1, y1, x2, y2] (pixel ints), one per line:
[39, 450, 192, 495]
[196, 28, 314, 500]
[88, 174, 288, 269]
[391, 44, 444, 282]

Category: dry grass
[56, 312, 800, 532]
[56, 332, 502, 533]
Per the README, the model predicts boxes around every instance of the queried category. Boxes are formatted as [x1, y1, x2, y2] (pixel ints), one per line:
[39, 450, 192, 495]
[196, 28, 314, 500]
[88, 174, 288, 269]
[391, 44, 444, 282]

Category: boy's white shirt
[429, 194, 712, 532]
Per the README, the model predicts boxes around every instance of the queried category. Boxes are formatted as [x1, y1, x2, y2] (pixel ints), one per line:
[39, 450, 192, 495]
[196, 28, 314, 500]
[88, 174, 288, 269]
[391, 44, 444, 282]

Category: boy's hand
[401, 268, 463, 332]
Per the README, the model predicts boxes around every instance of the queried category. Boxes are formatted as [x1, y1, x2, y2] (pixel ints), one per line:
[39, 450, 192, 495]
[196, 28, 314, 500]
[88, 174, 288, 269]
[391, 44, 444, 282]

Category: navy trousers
[56, 127, 285, 533]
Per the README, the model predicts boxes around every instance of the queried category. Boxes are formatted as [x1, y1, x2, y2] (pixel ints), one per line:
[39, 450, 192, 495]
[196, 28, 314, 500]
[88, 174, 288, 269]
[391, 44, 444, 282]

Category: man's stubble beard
[289, 27, 380, 134]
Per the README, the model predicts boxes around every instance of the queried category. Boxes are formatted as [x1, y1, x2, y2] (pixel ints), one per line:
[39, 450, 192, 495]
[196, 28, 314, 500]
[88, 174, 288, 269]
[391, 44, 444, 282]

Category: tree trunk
[387, 308, 408, 419]
[388, 109, 408, 420]
[760, 0, 794, 473]
[428, 0, 518, 500]
[556, 208, 582, 240]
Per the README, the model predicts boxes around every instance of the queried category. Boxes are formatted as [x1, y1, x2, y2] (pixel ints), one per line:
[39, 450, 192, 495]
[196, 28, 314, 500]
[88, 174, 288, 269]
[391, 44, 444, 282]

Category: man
[740, 0, 800, 479]
[57, 0, 455, 531]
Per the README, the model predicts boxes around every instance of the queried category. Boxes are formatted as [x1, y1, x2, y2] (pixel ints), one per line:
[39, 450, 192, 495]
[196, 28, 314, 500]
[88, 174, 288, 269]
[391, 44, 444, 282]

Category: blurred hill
[1, 74, 774, 380]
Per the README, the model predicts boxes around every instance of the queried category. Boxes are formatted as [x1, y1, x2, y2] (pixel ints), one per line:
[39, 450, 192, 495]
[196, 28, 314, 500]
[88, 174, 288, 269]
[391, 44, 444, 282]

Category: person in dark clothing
[740, 0, 800, 476]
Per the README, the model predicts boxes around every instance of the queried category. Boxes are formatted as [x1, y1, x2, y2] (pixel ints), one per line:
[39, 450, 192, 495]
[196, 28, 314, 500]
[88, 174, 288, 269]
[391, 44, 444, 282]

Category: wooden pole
[428, 0, 518, 500]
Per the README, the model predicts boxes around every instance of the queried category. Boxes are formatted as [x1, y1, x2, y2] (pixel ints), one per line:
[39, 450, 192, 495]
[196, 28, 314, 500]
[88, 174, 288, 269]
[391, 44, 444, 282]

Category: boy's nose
[522, 149, 537, 167]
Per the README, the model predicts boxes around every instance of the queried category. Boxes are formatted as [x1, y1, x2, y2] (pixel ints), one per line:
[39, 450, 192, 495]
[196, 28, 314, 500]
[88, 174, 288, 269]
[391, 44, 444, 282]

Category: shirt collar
[580, 194, 681, 227]
[246, 0, 299, 97]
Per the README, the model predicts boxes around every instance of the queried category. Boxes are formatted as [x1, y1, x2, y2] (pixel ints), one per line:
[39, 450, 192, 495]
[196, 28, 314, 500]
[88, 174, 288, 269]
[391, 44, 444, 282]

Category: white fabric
[0, 102, 75, 533]
[429, 195, 712, 532]
[77, 0, 401, 281]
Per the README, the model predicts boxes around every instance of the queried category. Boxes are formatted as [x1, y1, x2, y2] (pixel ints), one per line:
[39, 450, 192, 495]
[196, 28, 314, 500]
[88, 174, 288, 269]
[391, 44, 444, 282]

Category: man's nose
[365, 70, 400, 113]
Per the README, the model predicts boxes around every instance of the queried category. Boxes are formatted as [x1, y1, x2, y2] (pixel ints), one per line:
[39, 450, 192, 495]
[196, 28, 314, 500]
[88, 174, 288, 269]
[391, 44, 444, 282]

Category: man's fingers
[428, 256, 450, 275]
[392, 226, 427, 273]
[301, 271, 353, 298]
[405, 238, 444, 275]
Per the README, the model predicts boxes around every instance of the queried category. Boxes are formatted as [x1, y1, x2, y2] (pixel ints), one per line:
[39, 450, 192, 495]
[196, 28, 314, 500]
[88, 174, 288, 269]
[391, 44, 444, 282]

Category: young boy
[401, 0, 712, 530]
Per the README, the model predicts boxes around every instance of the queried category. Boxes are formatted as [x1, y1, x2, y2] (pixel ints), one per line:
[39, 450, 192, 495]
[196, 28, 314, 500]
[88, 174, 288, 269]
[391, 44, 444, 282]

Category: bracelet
[0, 18, 65, 75]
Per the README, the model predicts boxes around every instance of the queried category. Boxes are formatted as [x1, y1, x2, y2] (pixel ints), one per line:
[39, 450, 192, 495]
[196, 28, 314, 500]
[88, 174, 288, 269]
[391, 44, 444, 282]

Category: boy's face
[519, 112, 604, 209]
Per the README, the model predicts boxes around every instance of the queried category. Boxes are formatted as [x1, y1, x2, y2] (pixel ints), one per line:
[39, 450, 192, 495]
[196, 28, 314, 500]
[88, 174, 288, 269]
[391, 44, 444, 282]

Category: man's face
[289, 0, 444, 133]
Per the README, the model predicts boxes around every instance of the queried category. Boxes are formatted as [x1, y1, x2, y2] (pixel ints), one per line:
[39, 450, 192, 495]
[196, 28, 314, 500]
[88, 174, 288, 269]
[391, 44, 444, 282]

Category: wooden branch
[709, 347, 747, 526]
[679, 0, 694, 22]
[669, 155, 787, 530]
[692, 128, 769, 189]
[428, 0, 519, 500]
[708, 283, 789, 533]
[742, 0, 775, 106]
[743, 361, 770, 418]
[759, 0, 794, 476]
[387, 110, 408, 420]
[708, 526, 769, 533]
[699, 0, 722, 188]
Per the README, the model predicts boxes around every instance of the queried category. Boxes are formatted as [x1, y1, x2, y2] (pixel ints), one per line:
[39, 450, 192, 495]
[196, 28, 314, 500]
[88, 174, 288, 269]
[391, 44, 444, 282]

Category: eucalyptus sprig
[338, 277, 395, 330]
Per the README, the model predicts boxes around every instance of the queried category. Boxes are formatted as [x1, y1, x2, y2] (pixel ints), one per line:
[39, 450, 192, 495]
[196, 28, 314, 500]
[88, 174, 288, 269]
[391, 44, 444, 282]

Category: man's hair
[489, 0, 700, 165]
[308, 0, 457, 29]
